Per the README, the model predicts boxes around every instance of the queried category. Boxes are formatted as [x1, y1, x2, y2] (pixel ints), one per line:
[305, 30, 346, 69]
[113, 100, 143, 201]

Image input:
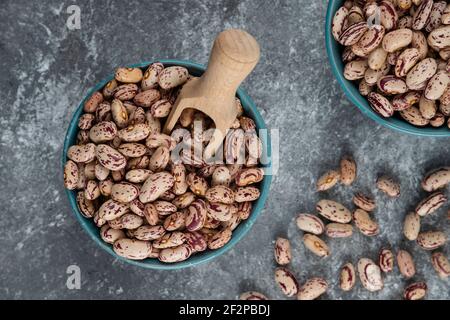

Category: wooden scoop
[163, 29, 260, 159]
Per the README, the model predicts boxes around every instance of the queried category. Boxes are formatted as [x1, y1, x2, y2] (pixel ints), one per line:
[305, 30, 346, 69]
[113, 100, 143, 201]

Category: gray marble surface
[0, 0, 449, 300]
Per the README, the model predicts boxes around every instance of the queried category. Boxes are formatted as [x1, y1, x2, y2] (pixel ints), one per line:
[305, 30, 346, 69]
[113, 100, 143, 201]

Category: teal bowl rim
[325, 0, 450, 138]
[62, 59, 273, 270]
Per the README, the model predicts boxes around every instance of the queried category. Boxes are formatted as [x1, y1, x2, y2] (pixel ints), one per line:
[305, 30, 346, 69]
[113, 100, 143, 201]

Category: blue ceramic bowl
[325, 0, 450, 137]
[63, 59, 272, 270]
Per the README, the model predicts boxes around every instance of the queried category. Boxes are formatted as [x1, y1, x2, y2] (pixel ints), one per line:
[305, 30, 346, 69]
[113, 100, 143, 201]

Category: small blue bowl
[325, 0, 450, 137]
[62, 59, 272, 270]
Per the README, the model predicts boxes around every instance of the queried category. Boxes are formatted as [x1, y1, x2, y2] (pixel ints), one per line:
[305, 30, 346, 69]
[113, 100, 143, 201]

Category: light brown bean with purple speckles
[237, 201, 252, 220]
[397, 250, 416, 278]
[114, 84, 138, 101]
[113, 213, 144, 230]
[76, 191, 95, 218]
[185, 199, 208, 232]
[98, 199, 130, 221]
[404, 282, 427, 300]
[149, 146, 170, 172]
[163, 212, 186, 231]
[143, 203, 160, 226]
[118, 143, 147, 158]
[428, 25, 450, 49]
[352, 192, 376, 211]
[358, 258, 383, 292]
[368, 48, 388, 71]
[115, 67, 143, 83]
[421, 167, 450, 192]
[424, 70, 450, 100]
[151, 99, 172, 118]
[395, 48, 421, 77]
[316, 199, 352, 224]
[94, 163, 109, 181]
[296, 214, 325, 235]
[113, 238, 152, 260]
[186, 173, 209, 197]
[95, 144, 127, 171]
[103, 80, 117, 99]
[367, 92, 394, 117]
[153, 232, 186, 249]
[170, 165, 187, 196]
[133, 89, 160, 108]
[297, 278, 328, 300]
[352, 25, 385, 57]
[158, 244, 192, 263]
[339, 22, 368, 46]
[376, 175, 400, 197]
[412, 0, 433, 30]
[129, 199, 145, 217]
[400, 106, 431, 126]
[205, 185, 235, 204]
[99, 178, 113, 196]
[64, 160, 79, 190]
[185, 231, 208, 253]
[85, 180, 100, 200]
[111, 182, 139, 203]
[340, 156, 356, 186]
[68, 143, 96, 163]
[66, 64, 266, 264]
[316, 170, 340, 191]
[75, 164, 87, 189]
[415, 191, 447, 216]
[382, 28, 413, 53]
[417, 231, 447, 250]
[208, 227, 232, 250]
[234, 186, 260, 202]
[377, 75, 408, 95]
[117, 124, 150, 142]
[84, 91, 103, 113]
[146, 133, 176, 150]
[403, 212, 421, 241]
[406, 58, 437, 91]
[274, 237, 291, 265]
[303, 234, 330, 257]
[211, 166, 232, 187]
[89, 121, 117, 143]
[134, 225, 166, 241]
[154, 200, 177, 213]
[125, 169, 152, 184]
[274, 267, 299, 297]
[78, 113, 95, 130]
[325, 223, 353, 238]
[100, 225, 126, 244]
[206, 201, 232, 222]
[340, 263, 356, 291]
[332, 7, 349, 41]
[353, 209, 380, 237]
[141, 63, 164, 90]
[158, 66, 189, 90]
[111, 99, 129, 128]
[344, 59, 368, 80]
[379, 248, 395, 273]
[431, 252, 450, 279]
[172, 192, 196, 210]
[139, 172, 175, 203]
[84, 162, 96, 180]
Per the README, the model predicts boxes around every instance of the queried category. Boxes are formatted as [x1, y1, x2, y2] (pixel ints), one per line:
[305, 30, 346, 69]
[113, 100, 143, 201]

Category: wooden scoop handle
[195, 29, 261, 101]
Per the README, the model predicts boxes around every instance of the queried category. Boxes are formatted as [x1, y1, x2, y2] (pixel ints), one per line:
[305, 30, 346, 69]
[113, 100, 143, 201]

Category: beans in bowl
[64, 63, 265, 263]
[332, 0, 450, 129]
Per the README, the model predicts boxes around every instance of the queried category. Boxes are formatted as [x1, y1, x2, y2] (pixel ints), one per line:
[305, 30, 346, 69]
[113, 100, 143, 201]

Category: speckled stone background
[0, 0, 449, 300]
